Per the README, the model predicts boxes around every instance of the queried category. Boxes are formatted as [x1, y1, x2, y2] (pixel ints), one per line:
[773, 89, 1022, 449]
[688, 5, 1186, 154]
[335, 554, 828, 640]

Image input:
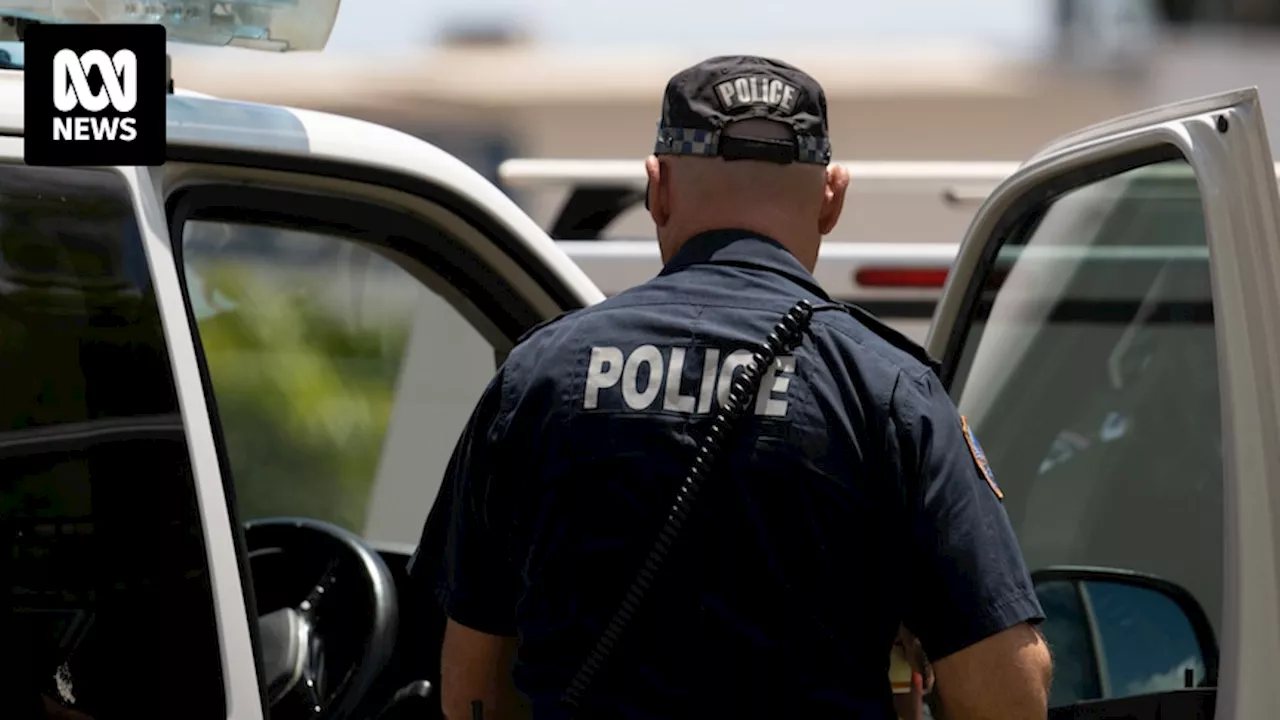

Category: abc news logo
[53, 49, 139, 142]
[23, 23, 166, 167]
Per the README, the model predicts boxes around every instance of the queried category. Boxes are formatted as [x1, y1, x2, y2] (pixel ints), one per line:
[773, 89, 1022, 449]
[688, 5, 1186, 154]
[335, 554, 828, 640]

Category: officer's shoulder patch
[836, 301, 942, 374]
[514, 308, 578, 347]
[960, 415, 1002, 501]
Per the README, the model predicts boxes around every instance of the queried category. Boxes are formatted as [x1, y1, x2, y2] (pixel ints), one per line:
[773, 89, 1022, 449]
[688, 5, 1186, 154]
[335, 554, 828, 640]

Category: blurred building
[168, 0, 1280, 246]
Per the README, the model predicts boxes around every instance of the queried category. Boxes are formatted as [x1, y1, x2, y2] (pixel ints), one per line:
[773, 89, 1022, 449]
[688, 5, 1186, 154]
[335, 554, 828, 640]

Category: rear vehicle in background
[498, 159, 1015, 343]
[1, 4, 1278, 718]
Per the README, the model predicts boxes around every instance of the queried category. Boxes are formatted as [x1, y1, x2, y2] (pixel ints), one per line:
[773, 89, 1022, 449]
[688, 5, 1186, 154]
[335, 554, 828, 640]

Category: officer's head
[645, 55, 850, 270]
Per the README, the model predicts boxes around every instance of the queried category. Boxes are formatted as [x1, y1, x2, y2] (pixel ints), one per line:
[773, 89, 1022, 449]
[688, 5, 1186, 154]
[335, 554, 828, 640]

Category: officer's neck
[661, 218, 820, 272]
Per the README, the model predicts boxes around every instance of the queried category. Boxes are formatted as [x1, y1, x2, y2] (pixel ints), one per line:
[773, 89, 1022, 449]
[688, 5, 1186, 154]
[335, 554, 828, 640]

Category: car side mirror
[1032, 566, 1218, 708]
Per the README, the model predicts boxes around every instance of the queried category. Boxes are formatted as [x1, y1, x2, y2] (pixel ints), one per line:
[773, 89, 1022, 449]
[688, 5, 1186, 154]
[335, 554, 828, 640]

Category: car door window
[180, 213, 509, 547]
[0, 165, 224, 718]
[947, 159, 1221, 704]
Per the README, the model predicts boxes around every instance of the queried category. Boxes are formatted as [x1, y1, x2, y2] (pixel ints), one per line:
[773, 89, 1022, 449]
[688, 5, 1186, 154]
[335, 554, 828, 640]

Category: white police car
[0, 3, 1277, 717]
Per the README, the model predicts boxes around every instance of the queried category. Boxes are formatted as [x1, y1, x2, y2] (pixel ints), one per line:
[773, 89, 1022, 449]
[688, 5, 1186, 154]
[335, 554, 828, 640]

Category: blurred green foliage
[193, 263, 410, 534]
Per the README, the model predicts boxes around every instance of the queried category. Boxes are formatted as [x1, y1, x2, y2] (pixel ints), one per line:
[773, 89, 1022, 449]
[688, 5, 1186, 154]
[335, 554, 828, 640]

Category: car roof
[0, 68, 603, 308]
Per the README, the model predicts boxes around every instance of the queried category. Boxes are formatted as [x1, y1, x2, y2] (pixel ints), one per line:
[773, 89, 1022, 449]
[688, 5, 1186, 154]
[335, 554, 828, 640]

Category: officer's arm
[442, 621, 524, 720]
[929, 625, 1051, 720]
[892, 369, 1052, 720]
[435, 369, 529, 720]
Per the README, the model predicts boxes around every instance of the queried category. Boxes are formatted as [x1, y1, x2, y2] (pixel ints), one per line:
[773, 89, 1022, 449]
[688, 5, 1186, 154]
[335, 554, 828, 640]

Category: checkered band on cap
[654, 125, 832, 165]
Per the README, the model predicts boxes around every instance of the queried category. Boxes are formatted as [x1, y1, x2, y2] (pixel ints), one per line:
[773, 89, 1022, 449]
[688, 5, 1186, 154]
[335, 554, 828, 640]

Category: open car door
[0, 138, 266, 718]
[0, 5, 596, 720]
[158, 93, 600, 720]
[925, 88, 1280, 719]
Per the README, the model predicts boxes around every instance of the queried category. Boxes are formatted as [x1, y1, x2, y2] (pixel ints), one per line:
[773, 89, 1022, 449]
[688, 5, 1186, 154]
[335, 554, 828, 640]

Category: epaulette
[514, 308, 579, 347]
[832, 300, 942, 374]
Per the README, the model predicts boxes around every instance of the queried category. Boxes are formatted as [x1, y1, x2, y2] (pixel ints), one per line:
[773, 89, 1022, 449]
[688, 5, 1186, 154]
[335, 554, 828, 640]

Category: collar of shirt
[659, 229, 832, 301]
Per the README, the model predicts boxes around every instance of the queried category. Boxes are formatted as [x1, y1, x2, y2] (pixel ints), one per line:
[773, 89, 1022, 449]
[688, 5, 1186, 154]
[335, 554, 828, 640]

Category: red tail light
[854, 267, 950, 288]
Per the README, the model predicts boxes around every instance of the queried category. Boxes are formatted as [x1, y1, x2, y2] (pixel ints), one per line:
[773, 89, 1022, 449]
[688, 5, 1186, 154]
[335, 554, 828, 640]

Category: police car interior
[3, 4, 1280, 720]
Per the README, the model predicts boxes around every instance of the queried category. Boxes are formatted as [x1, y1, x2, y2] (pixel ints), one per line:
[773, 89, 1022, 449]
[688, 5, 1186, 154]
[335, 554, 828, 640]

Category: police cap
[653, 55, 832, 165]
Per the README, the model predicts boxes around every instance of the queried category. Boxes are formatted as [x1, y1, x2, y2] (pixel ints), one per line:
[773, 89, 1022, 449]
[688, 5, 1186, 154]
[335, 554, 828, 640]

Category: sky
[323, 0, 1055, 56]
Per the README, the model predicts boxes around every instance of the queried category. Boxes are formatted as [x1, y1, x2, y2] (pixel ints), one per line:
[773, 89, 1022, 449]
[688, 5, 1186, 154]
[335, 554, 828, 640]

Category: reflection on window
[183, 221, 498, 545]
[0, 166, 222, 718]
[1087, 581, 1205, 696]
[949, 160, 1223, 699]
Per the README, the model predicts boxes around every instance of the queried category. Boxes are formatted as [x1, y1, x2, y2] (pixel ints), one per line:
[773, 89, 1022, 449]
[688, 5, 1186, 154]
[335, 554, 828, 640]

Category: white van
[499, 159, 1002, 345]
[1, 6, 1277, 719]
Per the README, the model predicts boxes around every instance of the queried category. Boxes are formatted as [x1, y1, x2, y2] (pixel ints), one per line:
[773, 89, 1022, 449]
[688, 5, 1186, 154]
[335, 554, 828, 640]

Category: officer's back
[432, 56, 1053, 720]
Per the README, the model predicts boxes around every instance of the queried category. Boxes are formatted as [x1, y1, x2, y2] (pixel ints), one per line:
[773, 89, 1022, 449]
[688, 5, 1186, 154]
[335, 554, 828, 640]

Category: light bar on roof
[1, 0, 340, 51]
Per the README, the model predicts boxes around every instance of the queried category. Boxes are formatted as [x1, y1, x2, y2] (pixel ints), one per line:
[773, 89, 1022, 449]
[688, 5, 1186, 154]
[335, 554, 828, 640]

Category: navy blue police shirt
[433, 229, 1044, 719]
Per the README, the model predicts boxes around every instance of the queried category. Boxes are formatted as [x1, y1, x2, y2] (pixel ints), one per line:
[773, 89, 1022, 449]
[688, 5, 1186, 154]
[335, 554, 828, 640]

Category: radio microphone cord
[560, 299, 819, 715]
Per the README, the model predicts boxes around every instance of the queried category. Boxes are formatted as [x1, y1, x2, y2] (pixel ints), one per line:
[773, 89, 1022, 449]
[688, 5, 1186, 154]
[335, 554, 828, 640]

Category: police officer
[432, 55, 1052, 720]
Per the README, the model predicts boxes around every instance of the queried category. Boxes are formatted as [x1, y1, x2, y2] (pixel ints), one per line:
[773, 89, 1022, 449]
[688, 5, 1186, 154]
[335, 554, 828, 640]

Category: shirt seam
[434, 584, 518, 637]
[575, 297, 820, 315]
[983, 587, 1043, 617]
[820, 319, 935, 378]
[924, 588, 1044, 661]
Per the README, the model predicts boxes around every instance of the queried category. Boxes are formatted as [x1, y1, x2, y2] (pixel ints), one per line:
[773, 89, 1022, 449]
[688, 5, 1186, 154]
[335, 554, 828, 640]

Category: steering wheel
[244, 517, 399, 720]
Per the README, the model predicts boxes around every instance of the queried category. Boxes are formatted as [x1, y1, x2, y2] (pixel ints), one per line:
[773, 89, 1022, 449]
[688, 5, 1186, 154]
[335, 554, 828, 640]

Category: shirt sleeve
[892, 368, 1045, 662]
[434, 366, 522, 637]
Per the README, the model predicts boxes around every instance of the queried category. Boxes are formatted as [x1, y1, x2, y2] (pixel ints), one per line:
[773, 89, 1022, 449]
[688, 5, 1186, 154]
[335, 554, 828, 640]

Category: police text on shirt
[583, 345, 794, 417]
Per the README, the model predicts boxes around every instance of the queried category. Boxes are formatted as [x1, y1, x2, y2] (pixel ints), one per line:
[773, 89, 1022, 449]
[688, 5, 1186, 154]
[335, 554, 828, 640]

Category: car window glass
[0, 166, 223, 719]
[949, 159, 1222, 702]
[182, 220, 501, 546]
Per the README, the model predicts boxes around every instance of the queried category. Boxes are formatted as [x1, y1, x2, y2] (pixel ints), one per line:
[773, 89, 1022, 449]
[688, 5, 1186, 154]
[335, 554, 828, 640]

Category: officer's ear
[645, 155, 670, 228]
[818, 163, 851, 235]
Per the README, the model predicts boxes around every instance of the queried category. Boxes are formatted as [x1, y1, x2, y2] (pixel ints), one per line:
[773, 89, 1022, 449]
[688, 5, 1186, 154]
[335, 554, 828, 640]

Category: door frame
[924, 87, 1280, 718]
[121, 163, 271, 720]
[148, 154, 600, 716]
[0, 134, 271, 719]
